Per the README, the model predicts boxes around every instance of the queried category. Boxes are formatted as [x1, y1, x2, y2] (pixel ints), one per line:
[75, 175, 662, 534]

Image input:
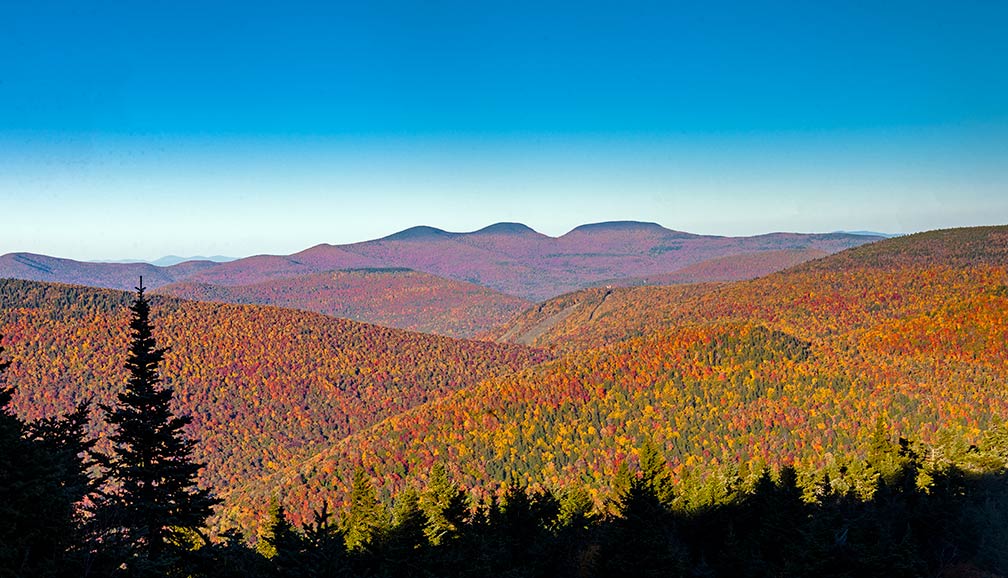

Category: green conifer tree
[558, 484, 595, 529]
[389, 487, 426, 549]
[299, 502, 349, 576]
[99, 280, 219, 574]
[342, 467, 384, 551]
[381, 487, 427, 576]
[258, 498, 306, 576]
[637, 439, 676, 506]
[257, 498, 295, 560]
[420, 463, 468, 546]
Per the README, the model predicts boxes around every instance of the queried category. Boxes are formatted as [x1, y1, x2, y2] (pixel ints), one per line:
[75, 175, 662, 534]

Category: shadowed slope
[157, 269, 532, 338]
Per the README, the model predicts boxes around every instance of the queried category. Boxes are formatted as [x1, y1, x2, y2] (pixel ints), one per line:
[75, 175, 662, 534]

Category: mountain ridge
[1, 223, 884, 302]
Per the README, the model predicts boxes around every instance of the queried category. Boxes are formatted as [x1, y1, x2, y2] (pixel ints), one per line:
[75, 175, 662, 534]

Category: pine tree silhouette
[100, 278, 219, 574]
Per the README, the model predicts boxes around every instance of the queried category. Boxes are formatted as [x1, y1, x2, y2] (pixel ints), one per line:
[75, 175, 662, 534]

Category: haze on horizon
[1, 1, 1006, 261]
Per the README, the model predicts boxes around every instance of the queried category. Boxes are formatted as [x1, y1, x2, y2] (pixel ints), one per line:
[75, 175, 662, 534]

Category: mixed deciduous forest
[155, 269, 532, 339]
[2, 225, 1007, 577]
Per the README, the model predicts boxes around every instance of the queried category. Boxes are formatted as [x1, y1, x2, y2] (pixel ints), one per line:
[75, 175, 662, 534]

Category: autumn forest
[2, 224, 1008, 577]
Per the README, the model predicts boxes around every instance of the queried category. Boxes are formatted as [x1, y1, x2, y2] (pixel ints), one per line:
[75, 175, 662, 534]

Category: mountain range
[92, 255, 237, 267]
[0, 222, 881, 337]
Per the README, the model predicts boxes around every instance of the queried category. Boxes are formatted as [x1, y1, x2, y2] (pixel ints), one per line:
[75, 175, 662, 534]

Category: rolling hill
[0, 252, 219, 290]
[234, 225, 1008, 530]
[0, 279, 548, 511]
[156, 268, 532, 339]
[290, 223, 880, 300]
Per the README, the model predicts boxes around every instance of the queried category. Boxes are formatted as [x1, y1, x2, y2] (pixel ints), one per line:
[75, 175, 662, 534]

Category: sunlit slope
[496, 226, 1008, 351]
[157, 268, 531, 338]
[600, 248, 829, 287]
[0, 279, 549, 500]
[244, 225, 1008, 528]
[489, 283, 722, 349]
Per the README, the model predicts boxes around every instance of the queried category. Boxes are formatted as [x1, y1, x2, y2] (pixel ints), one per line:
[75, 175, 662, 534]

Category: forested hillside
[241, 226, 1008, 532]
[597, 247, 828, 288]
[0, 279, 548, 503]
[156, 268, 531, 338]
[496, 226, 1008, 351]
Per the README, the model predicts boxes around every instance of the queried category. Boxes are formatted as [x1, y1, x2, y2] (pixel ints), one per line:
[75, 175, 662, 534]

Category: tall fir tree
[419, 463, 468, 546]
[380, 487, 428, 577]
[100, 279, 219, 574]
[637, 439, 676, 506]
[342, 467, 385, 551]
[27, 400, 102, 572]
[257, 498, 307, 576]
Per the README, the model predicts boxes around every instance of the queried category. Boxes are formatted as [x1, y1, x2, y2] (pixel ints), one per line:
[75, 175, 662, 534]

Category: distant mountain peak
[564, 221, 673, 235]
[831, 230, 898, 238]
[380, 226, 452, 241]
[89, 255, 236, 266]
[151, 255, 236, 267]
[470, 222, 541, 236]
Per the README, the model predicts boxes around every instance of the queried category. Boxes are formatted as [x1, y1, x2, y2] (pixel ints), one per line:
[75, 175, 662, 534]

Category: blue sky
[1, 1, 1006, 259]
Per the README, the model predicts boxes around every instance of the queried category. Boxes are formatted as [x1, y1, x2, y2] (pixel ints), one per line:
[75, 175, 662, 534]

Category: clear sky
[1, 1, 1006, 260]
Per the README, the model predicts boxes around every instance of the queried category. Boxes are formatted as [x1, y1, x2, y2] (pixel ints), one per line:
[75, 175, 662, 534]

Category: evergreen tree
[419, 463, 468, 546]
[26, 401, 103, 573]
[342, 467, 384, 551]
[605, 440, 686, 578]
[389, 488, 426, 550]
[638, 439, 676, 506]
[27, 401, 101, 525]
[299, 502, 350, 578]
[258, 499, 306, 577]
[257, 498, 297, 560]
[558, 484, 595, 530]
[99, 280, 219, 574]
[867, 417, 908, 489]
[380, 487, 428, 576]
